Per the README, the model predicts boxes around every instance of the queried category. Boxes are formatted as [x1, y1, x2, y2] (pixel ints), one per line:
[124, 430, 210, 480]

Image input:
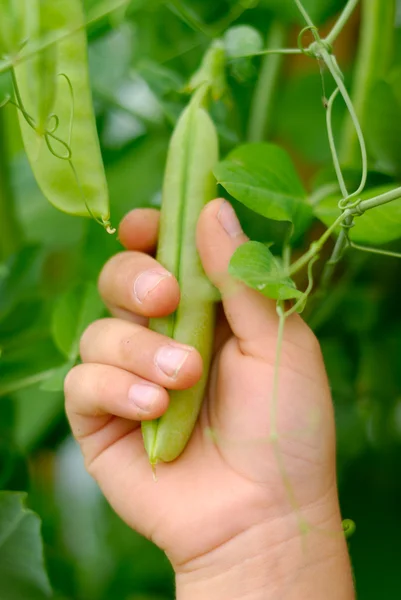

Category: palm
[84, 313, 335, 568]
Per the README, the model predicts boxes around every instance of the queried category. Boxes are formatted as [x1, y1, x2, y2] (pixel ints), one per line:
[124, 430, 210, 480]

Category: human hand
[65, 199, 354, 599]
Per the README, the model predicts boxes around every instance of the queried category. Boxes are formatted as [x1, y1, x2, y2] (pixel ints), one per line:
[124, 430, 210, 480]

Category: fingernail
[155, 345, 191, 379]
[134, 269, 170, 303]
[129, 383, 160, 412]
[217, 202, 243, 238]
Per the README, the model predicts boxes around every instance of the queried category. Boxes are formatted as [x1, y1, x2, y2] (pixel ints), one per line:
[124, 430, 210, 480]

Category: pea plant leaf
[214, 143, 312, 237]
[51, 282, 106, 362]
[0, 492, 52, 600]
[0, 331, 66, 398]
[229, 241, 302, 301]
[0, 246, 44, 321]
[314, 185, 401, 245]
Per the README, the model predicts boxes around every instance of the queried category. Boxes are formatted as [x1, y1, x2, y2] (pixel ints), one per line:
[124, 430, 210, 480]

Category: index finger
[118, 208, 160, 253]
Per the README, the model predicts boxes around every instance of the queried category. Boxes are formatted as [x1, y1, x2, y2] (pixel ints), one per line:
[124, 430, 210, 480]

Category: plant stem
[0, 110, 22, 261]
[320, 185, 401, 287]
[319, 229, 348, 288]
[325, 0, 360, 46]
[340, 0, 396, 164]
[321, 48, 367, 198]
[270, 306, 286, 441]
[251, 48, 301, 57]
[293, 0, 314, 27]
[350, 241, 401, 259]
[358, 185, 401, 213]
[247, 21, 287, 142]
[289, 212, 349, 276]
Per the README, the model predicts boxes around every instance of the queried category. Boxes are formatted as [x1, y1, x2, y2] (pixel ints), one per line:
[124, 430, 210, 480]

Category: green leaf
[51, 282, 106, 361]
[40, 362, 74, 392]
[223, 25, 263, 58]
[0, 246, 44, 321]
[229, 241, 302, 301]
[214, 143, 312, 236]
[0, 492, 52, 600]
[0, 399, 17, 488]
[13, 387, 64, 453]
[314, 185, 401, 244]
[0, 332, 66, 398]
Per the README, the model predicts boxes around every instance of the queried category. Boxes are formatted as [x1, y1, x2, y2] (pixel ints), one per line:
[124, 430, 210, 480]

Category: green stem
[357, 185, 401, 213]
[285, 256, 318, 318]
[321, 49, 367, 198]
[350, 241, 401, 259]
[320, 184, 401, 287]
[325, 0, 360, 45]
[167, 0, 210, 37]
[247, 21, 287, 142]
[270, 306, 286, 440]
[229, 48, 302, 59]
[340, 0, 396, 164]
[289, 212, 349, 276]
[320, 228, 348, 288]
[0, 110, 22, 261]
[293, 0, 314, 27]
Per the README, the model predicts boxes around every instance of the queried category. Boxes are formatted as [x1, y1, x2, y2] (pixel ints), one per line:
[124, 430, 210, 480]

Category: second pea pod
[11, 0, 111, 225]
[142, 85, 219, 466]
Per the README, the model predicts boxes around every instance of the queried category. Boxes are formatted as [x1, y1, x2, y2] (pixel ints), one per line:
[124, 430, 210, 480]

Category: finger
[197, 199, 281, 358]
[65, 363, 169, 437]
[80, 318, 203, 391]
[198, 200, 318, 357]
[118, 208, 160, 252]
[98, 251, 180, 319]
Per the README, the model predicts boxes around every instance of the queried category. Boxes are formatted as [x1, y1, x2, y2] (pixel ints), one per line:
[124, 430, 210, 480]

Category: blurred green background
[1, 0, 401, 598]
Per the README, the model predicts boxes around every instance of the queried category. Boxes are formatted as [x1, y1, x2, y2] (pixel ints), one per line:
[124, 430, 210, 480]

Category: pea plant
[1, 0, 401, 598]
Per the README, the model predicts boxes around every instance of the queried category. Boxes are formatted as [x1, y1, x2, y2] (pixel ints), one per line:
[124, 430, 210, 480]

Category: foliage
[1, 0, 401, 598]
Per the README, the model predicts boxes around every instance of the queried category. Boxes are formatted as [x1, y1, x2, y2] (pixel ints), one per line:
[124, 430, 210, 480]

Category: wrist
[175, 497, 355, 600]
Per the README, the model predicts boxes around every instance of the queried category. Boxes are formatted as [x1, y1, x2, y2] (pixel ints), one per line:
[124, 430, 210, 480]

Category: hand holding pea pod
[64, 203, 353, 596]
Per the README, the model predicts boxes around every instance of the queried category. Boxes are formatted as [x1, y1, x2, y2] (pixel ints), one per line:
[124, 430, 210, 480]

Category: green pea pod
[0, 0, 25, 56]
[22, 0, 58, 135]
[142, 88, 219, 465]
[12, 0, 110, 225]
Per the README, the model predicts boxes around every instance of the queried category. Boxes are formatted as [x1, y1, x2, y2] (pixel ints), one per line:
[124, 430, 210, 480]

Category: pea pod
[0, 0, 25, 56]
[10, 0, 110, 225]
[142, 87, 219, 465]
[22, 0, 58, 135]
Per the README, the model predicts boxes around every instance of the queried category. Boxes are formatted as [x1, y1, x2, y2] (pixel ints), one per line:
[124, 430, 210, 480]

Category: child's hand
[65, 199, 354, 599]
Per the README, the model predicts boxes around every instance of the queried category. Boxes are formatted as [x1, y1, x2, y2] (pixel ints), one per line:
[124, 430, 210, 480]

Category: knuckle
[98, 251, 142, 293]
[79, 318, 112, 360]
[98, 251, 126, 288]
[64, 365, 83, 400]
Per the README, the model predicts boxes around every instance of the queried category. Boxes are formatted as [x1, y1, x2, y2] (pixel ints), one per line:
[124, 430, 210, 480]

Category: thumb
[197, 199, 280, 358]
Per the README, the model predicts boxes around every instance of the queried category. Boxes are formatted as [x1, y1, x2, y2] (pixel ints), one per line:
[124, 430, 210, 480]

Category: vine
[241, 0, 401, 541]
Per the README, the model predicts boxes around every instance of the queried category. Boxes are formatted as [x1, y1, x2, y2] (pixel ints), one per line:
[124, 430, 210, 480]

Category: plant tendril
[285, 256, 319, 318]
[349, 241, 401, 259]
